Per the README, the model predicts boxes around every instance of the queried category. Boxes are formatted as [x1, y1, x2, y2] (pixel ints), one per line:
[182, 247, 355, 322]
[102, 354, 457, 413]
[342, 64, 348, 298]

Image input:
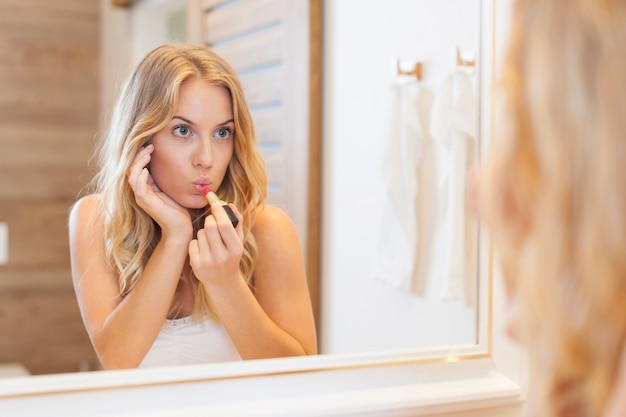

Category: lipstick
[203, 187, 239, 228]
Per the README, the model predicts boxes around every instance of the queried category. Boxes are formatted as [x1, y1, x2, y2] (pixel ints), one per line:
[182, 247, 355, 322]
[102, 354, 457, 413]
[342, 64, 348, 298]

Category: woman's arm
[69, 194, 190, 369]
[190, 204, 317, 359]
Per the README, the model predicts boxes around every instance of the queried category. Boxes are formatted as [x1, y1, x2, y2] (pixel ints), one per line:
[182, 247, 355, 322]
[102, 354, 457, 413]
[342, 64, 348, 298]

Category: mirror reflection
[69, 43, 317, 369]
[0, 0, 482, 377]
[320, 0, 481, 355]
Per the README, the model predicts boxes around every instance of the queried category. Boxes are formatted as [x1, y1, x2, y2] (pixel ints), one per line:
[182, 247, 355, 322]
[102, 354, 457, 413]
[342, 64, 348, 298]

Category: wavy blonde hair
[90, 44, 267, 319]
[479, 1, 626, 416]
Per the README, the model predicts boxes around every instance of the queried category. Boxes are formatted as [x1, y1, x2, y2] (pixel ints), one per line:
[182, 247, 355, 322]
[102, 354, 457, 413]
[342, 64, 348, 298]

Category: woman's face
[149, 78, 235, 209]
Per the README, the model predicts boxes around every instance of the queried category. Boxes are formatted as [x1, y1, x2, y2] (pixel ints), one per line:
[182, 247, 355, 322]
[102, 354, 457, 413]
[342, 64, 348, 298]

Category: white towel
[430, 71, 478, 304]
[372, 82, 427, 293]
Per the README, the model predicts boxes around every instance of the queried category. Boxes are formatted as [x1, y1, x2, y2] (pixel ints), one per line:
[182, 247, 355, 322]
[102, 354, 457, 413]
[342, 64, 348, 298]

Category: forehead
[175, 78, 233, 120]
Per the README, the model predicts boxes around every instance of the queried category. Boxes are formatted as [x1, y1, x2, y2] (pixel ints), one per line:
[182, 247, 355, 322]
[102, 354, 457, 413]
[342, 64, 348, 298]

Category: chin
[166, 193, 205, 210]
[183, 196, 210, 210]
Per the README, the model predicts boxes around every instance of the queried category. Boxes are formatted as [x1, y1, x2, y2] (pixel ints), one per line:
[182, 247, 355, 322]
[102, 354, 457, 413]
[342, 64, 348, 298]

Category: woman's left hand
[188, 202, 244, 286]
[128, 144, 193, 240]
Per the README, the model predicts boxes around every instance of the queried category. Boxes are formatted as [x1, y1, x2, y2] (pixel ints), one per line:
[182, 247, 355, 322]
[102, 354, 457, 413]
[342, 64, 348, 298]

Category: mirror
[0, 0, 485, 379]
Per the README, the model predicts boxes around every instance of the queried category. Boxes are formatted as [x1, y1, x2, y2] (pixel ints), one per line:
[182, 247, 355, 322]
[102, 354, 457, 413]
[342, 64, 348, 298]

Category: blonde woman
[69, 44, 317, 369]
[476, 0, 626, 416]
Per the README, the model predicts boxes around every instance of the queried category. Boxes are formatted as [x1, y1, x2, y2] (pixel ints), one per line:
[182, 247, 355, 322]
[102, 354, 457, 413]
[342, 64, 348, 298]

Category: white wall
[320, 0, 482, 354]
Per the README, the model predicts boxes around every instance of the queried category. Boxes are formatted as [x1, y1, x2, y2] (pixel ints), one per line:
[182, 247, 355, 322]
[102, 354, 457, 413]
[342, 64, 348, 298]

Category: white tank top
[139, 316, 241, 368]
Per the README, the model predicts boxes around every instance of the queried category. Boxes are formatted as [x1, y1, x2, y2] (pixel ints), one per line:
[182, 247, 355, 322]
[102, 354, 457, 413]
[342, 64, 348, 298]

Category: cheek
[149, 152, 178, 187]
[222, 144, 235, 167]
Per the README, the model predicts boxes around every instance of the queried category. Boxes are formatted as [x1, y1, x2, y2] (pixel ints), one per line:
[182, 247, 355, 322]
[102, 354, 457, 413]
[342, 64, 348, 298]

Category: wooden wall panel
[239, 67, 284, 107]
[0, 0, 100, 374]
[210, 25, 283, 72]
[0, 202, 75, 268]
[252, 106, 285, 145]
[0, 125, 95, 200]
[205, 0, 285, 44]
[0, 289, 96, 375]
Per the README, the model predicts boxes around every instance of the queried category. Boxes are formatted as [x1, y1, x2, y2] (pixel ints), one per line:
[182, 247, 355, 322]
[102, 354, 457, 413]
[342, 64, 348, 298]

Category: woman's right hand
[127, 144, 192, 241]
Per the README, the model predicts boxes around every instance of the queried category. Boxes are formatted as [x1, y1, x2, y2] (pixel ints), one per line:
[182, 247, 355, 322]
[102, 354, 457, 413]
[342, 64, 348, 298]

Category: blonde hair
[480, 1, 626, 416]
[90, 44, 267, 319]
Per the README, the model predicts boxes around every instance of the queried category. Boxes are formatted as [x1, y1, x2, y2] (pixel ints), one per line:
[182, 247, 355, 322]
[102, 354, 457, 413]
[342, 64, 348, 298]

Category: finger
[210, 202, 241, 233]
[208, 204, 243, 253]
[203, 213, 228, 250]
[196, 228, 212, 256]
[128, 158, 150, 190]
[228, 204, 244, 240]
[188, 239, 200, 262]
[128, 144, 153, 175]
[128, 146, 153, 191]
[146, 172, 160, 192]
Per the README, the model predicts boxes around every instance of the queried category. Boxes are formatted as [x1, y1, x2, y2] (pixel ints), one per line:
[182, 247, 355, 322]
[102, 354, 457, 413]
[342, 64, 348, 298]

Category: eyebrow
[172, 116, 235, 127]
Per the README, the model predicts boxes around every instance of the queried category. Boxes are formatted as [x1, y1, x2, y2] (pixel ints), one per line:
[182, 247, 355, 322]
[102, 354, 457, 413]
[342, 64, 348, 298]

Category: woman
[476, 0, 626, 416]
[69, 44, 317, 369]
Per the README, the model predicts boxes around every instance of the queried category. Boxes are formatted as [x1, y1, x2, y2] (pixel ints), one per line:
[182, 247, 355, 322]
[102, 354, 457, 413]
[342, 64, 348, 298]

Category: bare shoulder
[69, 194, 104, 234]
[253, 204, 295, 230]
[252, 204, 302, 254]
[71, 193, 103, 214]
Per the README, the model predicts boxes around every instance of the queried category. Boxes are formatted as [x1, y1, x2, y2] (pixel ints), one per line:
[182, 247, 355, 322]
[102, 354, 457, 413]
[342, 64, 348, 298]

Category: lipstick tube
[203, 187, 239, 228]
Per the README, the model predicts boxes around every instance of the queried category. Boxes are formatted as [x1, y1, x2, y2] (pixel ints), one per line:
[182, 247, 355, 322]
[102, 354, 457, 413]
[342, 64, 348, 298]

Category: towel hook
[455, 46, 476, 71]
[396, 59, 422, 81]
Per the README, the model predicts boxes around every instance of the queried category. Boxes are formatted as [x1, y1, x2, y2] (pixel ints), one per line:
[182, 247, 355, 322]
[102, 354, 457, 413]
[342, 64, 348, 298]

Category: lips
[192, 182, 211, 194]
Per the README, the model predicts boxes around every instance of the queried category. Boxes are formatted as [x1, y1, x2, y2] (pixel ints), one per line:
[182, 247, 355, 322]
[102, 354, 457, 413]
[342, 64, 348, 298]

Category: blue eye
[215, 127, 232, 140]
[173, 125, 192, 137]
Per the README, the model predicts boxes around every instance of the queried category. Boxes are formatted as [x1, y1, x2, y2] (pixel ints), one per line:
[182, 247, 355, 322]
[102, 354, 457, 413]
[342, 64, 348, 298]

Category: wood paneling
[239, 67, 284, 107]
[211, 25, 284, 72]
[0, 0, 100, 374]
[205, 0, 285, 44]
[0, 288, 97, 375]
[0, 202, 75, 268]
[252, 106, 285, 145]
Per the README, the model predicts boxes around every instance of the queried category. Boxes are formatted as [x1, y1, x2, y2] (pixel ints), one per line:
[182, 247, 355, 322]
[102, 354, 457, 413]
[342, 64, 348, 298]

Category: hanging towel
[430, 70, 478, 305]
[372, 82, 428, 293]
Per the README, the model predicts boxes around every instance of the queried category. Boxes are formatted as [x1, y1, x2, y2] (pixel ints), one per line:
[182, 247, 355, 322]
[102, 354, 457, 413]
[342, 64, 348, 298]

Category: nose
[193, 137, 213, 169]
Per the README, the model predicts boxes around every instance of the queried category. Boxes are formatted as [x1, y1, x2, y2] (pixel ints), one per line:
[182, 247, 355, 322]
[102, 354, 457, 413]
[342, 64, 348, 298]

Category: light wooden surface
[0, 0, 100, 375]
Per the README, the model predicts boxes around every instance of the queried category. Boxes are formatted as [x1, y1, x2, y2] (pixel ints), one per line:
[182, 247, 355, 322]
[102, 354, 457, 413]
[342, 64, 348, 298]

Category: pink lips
[193, 183, 210, 194]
